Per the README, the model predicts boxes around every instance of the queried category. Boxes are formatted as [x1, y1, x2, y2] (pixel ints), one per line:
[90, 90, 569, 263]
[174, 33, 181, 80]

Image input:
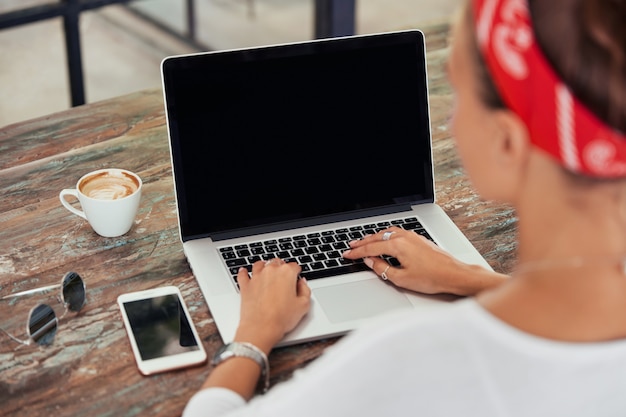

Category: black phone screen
[122, 294, 200, 361]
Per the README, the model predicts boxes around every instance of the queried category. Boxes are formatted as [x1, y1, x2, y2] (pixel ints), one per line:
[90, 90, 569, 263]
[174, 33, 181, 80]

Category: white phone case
[117, 286, 207, 375]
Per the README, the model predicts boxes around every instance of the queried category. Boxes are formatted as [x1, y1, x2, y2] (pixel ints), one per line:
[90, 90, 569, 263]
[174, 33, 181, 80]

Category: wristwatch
[212, 342, 270, 393]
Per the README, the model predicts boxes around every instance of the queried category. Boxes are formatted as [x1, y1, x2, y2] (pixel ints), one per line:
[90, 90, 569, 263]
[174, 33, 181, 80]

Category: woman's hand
[200, 258, 311, 397]
[235, 258, 312, 353]
[342, 227, 507, 296]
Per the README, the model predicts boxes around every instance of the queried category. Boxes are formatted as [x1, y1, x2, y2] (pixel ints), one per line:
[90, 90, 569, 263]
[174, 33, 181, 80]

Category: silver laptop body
[161, 30, 491, 346]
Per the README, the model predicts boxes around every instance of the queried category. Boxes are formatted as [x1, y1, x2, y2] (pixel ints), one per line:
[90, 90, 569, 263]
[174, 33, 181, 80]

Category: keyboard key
[294, 240, 307, 248]
[313, 253, 327, 261]
[324, 259, 339, 268]
[251, 247, 265, 255]
[416, 229, 434, 240]
[319, 244, 333, 252]
[301, 262, 370, 280]
[403, 221, 423, 230]
[222, 251, 236, 260]
[310, 262, 325, 270]
[333, 241, 349, 250]
[226, 258, 247, 268]
[237, 249, 251, 257]
[265, 244, 279, 252]
[298, 255, 313, 264]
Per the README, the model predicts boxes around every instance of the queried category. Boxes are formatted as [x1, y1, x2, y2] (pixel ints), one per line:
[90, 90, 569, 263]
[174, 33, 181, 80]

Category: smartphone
[117, 286, 207, 375]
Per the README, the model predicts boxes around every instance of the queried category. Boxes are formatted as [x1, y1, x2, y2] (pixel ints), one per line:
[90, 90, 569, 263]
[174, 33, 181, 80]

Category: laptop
[161, 30, 491, 346]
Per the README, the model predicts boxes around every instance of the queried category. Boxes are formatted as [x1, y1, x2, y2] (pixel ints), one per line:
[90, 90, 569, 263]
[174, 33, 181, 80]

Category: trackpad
[313, 279, 412, 323]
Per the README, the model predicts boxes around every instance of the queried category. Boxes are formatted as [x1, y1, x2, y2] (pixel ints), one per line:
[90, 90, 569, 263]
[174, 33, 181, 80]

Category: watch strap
[212, 342, 270, 393]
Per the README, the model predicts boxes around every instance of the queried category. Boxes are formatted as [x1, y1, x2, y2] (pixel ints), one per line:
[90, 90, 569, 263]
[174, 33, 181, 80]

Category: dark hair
[466, 3, 506, 110]
[531, 0, 626, 133]
[469, 0, 626, 133]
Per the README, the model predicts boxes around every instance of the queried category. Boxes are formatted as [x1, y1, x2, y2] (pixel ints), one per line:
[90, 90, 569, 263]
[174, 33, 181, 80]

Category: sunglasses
[0, 272, 86, 346]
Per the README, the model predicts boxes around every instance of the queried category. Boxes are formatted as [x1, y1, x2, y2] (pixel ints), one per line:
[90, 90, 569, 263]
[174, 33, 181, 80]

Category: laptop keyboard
[219, 217, 434, 288]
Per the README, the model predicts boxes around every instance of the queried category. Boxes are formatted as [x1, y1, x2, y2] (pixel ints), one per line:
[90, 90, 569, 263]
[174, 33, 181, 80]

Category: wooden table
[0, 22, 516, 416]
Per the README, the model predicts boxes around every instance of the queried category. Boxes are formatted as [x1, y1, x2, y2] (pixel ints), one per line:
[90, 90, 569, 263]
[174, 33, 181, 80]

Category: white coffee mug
[59, 168, 142, 237]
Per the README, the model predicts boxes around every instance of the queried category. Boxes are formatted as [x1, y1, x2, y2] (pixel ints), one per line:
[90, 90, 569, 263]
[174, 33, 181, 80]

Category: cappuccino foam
[80, 171, 139, 200]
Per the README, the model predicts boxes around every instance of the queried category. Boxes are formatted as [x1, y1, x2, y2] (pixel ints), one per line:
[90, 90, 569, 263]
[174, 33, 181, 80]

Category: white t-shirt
[184, 298, 626, 417]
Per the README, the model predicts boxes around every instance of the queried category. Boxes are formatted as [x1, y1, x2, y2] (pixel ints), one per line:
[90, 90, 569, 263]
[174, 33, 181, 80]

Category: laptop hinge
[196, 204, 416, 242]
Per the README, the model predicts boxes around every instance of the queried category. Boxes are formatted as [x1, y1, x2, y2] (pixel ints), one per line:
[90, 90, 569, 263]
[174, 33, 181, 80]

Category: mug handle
[59, 189, 87, 219]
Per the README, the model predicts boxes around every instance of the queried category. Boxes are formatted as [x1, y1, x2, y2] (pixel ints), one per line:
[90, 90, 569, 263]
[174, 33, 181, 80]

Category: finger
[296, 277, 311, 299]
[289, 261, 303, 276]
[237, 266, 252, 290]
[380, 230, 398, 242]
[343, 240, 397, 259]
[374, 226, 404, 241]
[264, 256, 284, 267]
[364, 257, 396, 282]
[251, 259, 267, 275]
[280, 262, 302, 283]
[349, 227, 404, 248]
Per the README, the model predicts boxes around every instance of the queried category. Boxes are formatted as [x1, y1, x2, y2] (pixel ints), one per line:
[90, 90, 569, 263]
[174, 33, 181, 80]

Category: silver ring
[381, 265, 391, 280]
[382, 231, 395, 241]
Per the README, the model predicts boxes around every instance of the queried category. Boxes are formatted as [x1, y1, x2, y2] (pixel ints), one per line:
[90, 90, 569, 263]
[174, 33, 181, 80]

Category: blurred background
[0, 0, 461, 127]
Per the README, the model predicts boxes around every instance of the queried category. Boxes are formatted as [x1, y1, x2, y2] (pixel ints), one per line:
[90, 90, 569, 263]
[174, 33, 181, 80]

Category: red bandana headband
[473, 0, 626, 178]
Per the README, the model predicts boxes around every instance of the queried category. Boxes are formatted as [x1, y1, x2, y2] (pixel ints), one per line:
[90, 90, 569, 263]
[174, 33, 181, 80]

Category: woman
[184, 0, 626, 415]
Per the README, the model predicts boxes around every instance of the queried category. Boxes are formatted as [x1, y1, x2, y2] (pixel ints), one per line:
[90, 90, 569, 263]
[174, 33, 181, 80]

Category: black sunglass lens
[62, 271, 86, 312]
[28, 304, 58, 346]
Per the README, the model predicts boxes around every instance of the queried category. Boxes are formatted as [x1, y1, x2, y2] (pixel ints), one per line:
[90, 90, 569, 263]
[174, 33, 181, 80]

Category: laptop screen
[163, 30, 434, 241]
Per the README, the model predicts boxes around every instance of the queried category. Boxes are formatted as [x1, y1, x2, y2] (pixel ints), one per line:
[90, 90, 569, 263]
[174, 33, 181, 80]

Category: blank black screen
[124, 294, 199, 361]
[163, 30, 433, 240]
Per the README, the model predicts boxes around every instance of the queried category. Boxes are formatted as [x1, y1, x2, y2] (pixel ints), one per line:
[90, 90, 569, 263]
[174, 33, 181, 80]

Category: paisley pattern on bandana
[473, 0, 626, 178]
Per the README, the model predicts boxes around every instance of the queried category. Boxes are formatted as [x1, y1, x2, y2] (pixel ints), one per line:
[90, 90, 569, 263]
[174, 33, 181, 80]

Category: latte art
[80, 171, 139, 200]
